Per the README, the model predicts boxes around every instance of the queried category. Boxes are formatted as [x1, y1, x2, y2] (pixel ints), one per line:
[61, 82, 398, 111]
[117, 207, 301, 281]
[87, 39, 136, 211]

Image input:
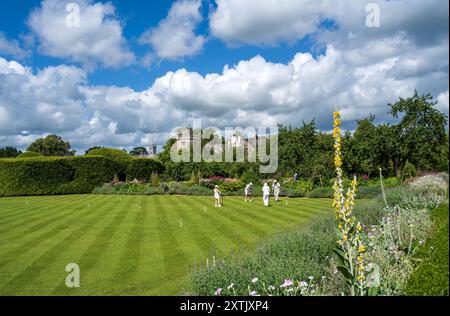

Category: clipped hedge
[126, 158, 164, 181]
[404, 203, 449, 296]
[0, 156, 121, 196]
[16, 151, 42, 158]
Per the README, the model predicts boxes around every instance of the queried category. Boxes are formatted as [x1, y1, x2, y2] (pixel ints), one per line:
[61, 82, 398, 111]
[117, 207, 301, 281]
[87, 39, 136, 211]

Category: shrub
[125, 158, 164, 182]
[282, 179, 314, 195]
[0, 156, 120, 196]
[307, 187, 333, 198]
[16, 151, 42, 158]
[357, 186, 382, 199]
[410, 174, 448, 196]
[401, 162, 417, 180]
[404, 204, 449, 296]
[188, 217, 336, 296]
[86, 148, 130, 181]
[86, 147, 129, 160]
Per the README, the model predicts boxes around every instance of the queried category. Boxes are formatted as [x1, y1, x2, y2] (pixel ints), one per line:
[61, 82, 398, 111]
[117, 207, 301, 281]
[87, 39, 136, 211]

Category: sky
[0, 0, 448, 153]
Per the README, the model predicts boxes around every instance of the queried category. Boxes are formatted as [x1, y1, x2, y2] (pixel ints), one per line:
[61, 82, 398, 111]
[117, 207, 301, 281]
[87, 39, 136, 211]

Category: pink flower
[280, 279, 294, 288]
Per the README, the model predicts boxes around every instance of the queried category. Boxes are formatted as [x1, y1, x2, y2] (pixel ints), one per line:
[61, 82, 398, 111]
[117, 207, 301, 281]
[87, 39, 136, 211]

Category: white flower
[251, 277, 258, 283]
[299, 281, 308, 287]
[227, 283, 235, 290]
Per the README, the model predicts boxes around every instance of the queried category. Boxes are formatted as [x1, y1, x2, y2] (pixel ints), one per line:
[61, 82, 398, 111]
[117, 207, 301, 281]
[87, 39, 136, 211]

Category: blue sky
[0, 0, 322, 90]
[0, 0, 448, 152]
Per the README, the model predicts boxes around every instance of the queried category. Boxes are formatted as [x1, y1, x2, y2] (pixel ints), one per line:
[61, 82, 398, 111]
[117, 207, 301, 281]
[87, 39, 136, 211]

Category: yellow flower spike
[358, 245, 366, 253]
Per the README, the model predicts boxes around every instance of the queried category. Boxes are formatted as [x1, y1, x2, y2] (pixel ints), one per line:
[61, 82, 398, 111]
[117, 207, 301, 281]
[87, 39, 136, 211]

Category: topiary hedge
[126, 158, 164, 181]
[16, 151, 42, 158]
[404, 203, 449, 296]
[0, 156, 121, 196]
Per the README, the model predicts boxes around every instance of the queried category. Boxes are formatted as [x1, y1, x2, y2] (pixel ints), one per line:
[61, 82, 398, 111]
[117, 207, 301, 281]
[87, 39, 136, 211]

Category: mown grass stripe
[186, 196, 250, 252]
[190, 196, 269, 239]
[220, 198, 293, 233]
[224, 198, 308, 228]
[110, 196, 149, 286]
[169, 196, 219, 257]
[0, 195, 84, 217]
[0, 195, 89, 237]
[0, 195, 100, 270]
[49, 196, 131, 295]
[0, 196, 112, 295]
[153, 196, 188, 280]
[0, 195, 84, 225]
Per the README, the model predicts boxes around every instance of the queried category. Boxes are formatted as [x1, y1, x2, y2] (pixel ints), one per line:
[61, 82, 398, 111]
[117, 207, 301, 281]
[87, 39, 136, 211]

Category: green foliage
[357, 186, 382, 199]
[150, 172, 160, 187]
[404, 204, 449, 296]
[130, 147, 149, 156]
[307, 186, 382, 199]
[0, 156, 120, 196]
[86, 147, 131, 181]
[240, 169, 259, 185]
[283, 179, 314, 194]
[389, 91, 448, 171]
[27, 135, 76, 156]
[0, 147, 22, 158]
[125, 158, 163, 182]
[93, 182, 212, 196]
[307, 187, 334, 198]
[16, 151, 42, 158]
[401, 162, 417, 180]
[86, 147, 130, 160]
[189, 217, 336, 296]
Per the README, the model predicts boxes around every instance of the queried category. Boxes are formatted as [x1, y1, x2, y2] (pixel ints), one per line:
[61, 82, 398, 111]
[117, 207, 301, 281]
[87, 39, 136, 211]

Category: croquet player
[273, 180, 281, 202]
[244, 182, 253, 202]
[214, 185, 222, 207]
[262, 182, 270, 207]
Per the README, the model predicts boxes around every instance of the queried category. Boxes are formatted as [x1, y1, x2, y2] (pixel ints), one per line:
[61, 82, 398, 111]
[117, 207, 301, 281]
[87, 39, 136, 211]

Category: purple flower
[249, 290, 257, 296]
[215, 288, 222, 296]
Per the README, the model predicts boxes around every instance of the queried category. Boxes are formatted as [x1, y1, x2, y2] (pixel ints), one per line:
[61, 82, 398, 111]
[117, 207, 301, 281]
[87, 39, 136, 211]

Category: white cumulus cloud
[27, 0, 135, 69]
[139, 0, 205, 60]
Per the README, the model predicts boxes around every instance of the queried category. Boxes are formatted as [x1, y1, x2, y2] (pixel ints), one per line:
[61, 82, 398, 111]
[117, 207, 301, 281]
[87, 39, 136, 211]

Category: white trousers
[263, 194, 270, 206]
[274, 191, 280, 201]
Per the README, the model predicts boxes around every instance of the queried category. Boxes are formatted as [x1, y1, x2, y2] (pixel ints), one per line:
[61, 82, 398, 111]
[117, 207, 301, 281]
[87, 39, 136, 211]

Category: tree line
[1, 92, 448, 182]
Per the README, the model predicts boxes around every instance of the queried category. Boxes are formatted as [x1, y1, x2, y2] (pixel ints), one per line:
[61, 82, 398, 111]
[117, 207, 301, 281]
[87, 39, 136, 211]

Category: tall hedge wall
[0, 156, 121, 197]
[126, 158, 164, 181]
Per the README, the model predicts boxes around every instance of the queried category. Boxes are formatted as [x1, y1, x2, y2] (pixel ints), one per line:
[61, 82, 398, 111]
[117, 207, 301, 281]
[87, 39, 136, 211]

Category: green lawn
[0, 195, 332, 295]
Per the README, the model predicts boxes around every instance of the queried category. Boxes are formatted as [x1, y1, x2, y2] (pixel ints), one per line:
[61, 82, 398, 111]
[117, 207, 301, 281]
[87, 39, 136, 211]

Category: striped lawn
[0, 195, 333, 296]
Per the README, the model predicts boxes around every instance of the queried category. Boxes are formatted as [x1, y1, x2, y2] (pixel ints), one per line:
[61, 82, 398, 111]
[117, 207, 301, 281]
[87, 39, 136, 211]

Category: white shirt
[262, 185, 270, 196]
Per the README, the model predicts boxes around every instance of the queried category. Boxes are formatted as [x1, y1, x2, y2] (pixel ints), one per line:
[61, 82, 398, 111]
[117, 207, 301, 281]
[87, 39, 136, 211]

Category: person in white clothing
[214, 185, 222, 207]
[262, 183, 270, 207]
[273, 181, 281, 202]
[244, 182, 253, 202]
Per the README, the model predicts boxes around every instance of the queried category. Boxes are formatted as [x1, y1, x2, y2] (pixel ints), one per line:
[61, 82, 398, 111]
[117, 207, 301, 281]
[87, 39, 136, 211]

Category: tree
[130, 147, 148, 156]
[85, 147, 102, 155]
[389, 91, 448, 171]
[0, 147, 22, 158]
[27, 135, 76, 156]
